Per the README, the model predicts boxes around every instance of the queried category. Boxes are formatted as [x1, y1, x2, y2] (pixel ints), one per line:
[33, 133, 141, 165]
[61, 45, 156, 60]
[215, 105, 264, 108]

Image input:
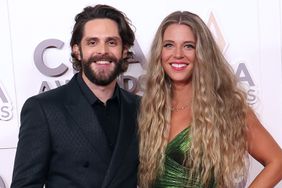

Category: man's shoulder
[26, 76, 77, 104]
[119, 87, 141, 102]
[34, 82, 69, 100]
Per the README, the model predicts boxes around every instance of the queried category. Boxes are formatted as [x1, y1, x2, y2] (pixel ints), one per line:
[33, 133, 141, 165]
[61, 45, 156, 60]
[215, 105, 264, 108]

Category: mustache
[88, 54, 118, 63]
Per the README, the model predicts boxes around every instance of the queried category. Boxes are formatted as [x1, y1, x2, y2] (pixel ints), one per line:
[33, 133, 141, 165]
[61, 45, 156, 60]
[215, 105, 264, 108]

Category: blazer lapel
[102, 91, 138, 187]
[64, 76, 111, 164]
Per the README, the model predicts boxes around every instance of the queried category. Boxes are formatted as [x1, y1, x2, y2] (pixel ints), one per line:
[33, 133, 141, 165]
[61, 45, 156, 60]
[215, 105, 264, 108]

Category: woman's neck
[171, 83, 192, 106]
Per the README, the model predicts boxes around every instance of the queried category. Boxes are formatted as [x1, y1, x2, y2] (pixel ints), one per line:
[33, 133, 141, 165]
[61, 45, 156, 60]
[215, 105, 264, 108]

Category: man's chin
[87, 73, 117, 86]
[91, 79, 115, 86]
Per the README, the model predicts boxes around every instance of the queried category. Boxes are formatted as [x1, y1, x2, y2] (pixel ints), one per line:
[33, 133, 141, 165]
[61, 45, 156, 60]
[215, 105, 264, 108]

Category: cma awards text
[0, 84, 13, 121]
[34, 39, 146, 95]
[33, 39, 256, 104]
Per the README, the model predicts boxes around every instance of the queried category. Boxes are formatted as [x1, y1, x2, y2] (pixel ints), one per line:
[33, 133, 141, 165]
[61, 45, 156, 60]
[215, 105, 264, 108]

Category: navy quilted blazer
[11, 73, 140, 188]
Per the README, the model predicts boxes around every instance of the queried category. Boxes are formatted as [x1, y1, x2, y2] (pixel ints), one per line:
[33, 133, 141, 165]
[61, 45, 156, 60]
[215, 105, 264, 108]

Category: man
[11, 4, 140, 188]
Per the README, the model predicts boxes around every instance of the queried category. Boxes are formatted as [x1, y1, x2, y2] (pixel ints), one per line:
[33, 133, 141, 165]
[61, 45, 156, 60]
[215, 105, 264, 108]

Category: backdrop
[0, 0, 282, 187]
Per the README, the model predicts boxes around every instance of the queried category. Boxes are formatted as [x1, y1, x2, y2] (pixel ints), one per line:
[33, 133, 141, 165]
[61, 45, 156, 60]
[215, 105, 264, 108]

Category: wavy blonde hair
[138, 11, 249, 187]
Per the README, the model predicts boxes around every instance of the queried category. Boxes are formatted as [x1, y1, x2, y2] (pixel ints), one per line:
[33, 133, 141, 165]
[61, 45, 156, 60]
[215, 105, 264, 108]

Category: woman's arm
[247, 109, 282, 188]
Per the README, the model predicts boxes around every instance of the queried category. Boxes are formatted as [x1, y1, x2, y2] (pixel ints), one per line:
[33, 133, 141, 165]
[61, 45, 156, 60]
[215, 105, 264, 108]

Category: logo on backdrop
[0, 82, 13, 121]
[33, 12, 257, 104]
[208, 12, 257, 105]
[34, 39, 146, 94]
[207, 12, 228, 53]
[34, 39, 70, 93]
[234, 62, 257, 105]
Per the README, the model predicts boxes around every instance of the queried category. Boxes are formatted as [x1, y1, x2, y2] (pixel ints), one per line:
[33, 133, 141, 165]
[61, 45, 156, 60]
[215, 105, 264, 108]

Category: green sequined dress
[154, 127, 216, 188]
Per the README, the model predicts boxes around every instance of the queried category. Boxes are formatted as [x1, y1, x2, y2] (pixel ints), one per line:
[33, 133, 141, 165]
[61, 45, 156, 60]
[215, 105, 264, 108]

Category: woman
[138, 11, 282, 188]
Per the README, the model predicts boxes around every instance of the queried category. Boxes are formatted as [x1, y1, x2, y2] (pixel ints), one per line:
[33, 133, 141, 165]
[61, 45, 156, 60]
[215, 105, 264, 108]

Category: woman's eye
[163, 43, 173, 48]
[184, 44, 195, 49]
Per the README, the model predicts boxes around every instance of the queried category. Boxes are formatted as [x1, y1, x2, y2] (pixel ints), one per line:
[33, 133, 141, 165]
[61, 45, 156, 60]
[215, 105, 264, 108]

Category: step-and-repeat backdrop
[1, 0, 282, 187]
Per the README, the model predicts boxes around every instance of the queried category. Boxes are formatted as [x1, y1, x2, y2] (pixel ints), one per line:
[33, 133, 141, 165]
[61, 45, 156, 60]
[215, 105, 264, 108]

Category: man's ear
[122, 46, 129, 59]
[72, 44, 81, 60]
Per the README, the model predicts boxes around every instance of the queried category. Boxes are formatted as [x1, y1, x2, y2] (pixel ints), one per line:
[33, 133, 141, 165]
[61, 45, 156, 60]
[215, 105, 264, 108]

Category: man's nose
[96, 43, 109, 54]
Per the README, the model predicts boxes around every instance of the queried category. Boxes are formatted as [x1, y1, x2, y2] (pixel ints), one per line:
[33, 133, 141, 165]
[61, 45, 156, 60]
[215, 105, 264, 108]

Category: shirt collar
[76, 73, 120, 105]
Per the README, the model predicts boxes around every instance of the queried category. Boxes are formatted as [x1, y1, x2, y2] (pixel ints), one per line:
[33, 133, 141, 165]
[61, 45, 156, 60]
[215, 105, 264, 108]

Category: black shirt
[77, 74, 120, 153]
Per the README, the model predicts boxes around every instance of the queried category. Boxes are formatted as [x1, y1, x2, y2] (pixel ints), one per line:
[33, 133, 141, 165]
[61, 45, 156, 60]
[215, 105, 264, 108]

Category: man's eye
[108, 40, 117, 46]
[88, 41, 96, 46]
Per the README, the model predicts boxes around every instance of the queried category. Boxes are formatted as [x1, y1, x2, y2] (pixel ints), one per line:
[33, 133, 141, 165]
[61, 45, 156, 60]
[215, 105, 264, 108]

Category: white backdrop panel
[0, 0, 281, 187]
[0, 0, 19, 148]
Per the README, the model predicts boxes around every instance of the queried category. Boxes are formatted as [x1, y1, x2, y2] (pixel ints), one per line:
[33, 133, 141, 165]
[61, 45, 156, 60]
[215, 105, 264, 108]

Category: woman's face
[161, 23, 196, 85]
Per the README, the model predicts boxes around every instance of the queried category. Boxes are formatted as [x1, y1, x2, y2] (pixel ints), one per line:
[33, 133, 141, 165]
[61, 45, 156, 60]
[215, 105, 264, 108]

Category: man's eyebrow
[105, 36, 122, 41]
[84, 37, 98, 41]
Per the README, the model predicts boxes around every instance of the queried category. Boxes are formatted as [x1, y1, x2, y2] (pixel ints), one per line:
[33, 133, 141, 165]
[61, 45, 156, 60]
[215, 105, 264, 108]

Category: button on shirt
[77, 74, 120, 153]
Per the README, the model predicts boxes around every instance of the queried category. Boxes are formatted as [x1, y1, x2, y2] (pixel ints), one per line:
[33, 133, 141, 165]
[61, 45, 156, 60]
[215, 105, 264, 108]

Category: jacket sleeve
[11, 97, 51, 188]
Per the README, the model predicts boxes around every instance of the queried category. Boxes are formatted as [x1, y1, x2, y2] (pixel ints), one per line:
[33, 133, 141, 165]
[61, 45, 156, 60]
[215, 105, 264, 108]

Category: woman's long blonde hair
[138, 11, 249, 187]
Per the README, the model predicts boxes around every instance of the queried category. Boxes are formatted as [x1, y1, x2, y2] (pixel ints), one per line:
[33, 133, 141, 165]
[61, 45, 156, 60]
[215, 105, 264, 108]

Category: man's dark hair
[70, 4, 135, 72]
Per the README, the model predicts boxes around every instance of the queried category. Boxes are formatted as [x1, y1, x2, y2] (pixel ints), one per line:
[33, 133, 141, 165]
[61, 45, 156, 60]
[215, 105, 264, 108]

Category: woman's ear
[72, 44, 81, 60]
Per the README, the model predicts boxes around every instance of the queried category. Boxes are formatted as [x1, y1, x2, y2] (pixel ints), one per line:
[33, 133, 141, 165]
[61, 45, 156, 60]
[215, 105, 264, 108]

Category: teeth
[96, 61, 110, 64]
[171, 63, 187, 68]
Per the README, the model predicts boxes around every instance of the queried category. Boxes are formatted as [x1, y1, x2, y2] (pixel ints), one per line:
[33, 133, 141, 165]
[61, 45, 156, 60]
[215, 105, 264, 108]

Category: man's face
[73, 18, 127, 86]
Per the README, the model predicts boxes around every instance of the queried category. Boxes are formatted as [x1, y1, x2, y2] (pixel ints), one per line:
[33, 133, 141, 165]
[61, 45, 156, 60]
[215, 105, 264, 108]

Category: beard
[82, 54, 123, 86]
